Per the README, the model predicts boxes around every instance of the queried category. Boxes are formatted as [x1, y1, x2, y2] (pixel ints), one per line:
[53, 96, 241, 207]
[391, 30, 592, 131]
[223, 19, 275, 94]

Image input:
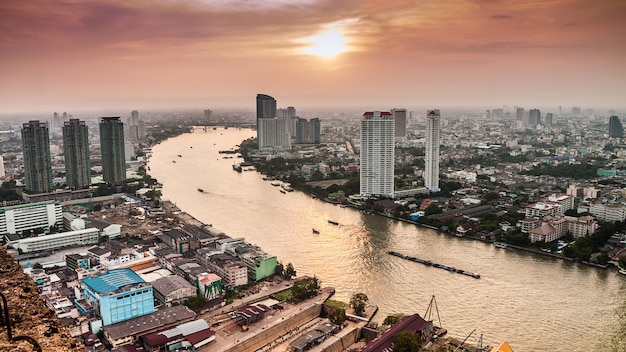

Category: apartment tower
[63, 119, 91, 189]
[21, 120, 53, 193]
[99, 117, 126, 185]
[425, 110, 441, 192]
[360, 111, 395, 198]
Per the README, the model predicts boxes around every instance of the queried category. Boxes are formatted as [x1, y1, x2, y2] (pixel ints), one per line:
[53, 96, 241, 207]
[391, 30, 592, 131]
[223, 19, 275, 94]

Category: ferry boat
[493, 242, 508, 249]
[312, 228, 320, 234]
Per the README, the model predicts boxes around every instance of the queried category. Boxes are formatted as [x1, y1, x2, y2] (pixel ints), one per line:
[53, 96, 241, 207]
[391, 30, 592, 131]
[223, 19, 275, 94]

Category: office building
[360, 111, 395, 198]
[127, 110, 146, 141]
[82, 268, 154, 326]
[545, 113, 554, 126]
[204, 109, 212, 123]
[21, 120, 53, 193]
[392, 108, 407, 143]
[99, 117, 126, 185]
[62, 119, 91, 189]
[425, 110, 441, 192]
[609, 116, 623, 138]
[295, 118, 321, 144]
[6, 228, 100, 253]
[528, 109, 541, 126]
[516, 107, 524, 121]
[256, 93, 276, 126]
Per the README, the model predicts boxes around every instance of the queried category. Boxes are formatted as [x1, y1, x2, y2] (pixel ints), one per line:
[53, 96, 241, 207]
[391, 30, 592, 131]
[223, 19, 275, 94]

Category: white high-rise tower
[360, 111, 395, 198]
[425, 110, 441, 192]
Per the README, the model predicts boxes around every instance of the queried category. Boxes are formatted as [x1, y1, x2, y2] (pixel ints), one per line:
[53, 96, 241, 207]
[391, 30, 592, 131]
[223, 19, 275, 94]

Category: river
[148, 127, 626, 351]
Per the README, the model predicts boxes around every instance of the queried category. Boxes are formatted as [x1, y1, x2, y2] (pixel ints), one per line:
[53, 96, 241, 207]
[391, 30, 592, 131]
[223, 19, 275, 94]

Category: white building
[425, 110, 441, 192]
[589, 204, 626, 222]
[360, 111, 395, 198]
[258, 117, 291, 151]
[5, 228, 101, 253]
[0, 200, 62, 235]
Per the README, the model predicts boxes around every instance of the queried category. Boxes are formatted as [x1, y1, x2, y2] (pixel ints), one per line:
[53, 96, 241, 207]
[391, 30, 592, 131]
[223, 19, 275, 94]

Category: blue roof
[83, 268, 146, 294]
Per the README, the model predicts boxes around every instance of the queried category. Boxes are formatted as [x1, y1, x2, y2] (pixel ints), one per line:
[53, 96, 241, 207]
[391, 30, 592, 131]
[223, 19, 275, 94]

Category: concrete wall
[320, 327, 360, 352]
[224, 302, 322, 352]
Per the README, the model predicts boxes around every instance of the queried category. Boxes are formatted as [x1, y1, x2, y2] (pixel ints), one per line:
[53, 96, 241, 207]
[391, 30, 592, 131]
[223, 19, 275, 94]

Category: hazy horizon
[1, 0, 625, 114]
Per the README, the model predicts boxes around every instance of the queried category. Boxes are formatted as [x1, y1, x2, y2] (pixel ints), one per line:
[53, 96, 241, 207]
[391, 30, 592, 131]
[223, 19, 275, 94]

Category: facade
[360, 111, 395, 198]
[196, 272, 223, 300]
[295, 118, 321, 144]
[528, 109, 541, 126]
[545, 112, 554, 126]
[6, 228, 100, 253]
[525, 202, 561, 218]
[196, 250, 248, 287]
[392, 108, 407, 143]
[63, 119, 91, 189]
[141, 319, 215, 352]
[258, 117, 292, 150]
[99, 117, 126, 185]
[0, 200, 62, 235]
[82, 268, 154, 326]
[21, 120, 53, 193]
[424, 110, 441, 192]
[589, 204, 626, 222]
[609, 116, 623, 138]
[256, 93, 277, 136]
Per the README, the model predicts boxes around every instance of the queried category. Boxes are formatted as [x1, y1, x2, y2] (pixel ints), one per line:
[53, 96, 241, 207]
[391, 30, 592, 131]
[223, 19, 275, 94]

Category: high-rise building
[516, 107, 524, 121]
[0, 155, 5, 179]
[528, 109, 541, 126]
[545, 113, 554, 126]
[99, 117, 126, 185]
[21, 120, 53, 193]
[425, 110, 441, 192]
[572, 107, 581, 116]
[62, 119, 90, 189]
[204, 109, 212, 122]
[295, 118, 321, 144]
[256, 94, 276, 123]
[609, 116, 624, 138]
[127, 110, 146, 141]
[392, 108, 407, 143]
[257, 117, 291, 150]
[360, 111, 395, 198]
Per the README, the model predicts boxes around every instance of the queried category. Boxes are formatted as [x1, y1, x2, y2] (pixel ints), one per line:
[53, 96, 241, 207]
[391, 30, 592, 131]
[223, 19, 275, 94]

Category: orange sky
[1, 0, 625, 113]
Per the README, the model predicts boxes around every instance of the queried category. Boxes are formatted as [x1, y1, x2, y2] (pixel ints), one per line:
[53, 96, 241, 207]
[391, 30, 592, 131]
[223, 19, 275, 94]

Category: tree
[274, 262, 284, 277]
[424, 203, 442, 217]
[393, 331, 422, 352]
[284, 263, 297, 279]
[291, 276, 320, 301]
[383, 313, 404, 326]
[328, 308, 346, 325]
[349, 293, 369, 317]
[32, 262, 43, 269]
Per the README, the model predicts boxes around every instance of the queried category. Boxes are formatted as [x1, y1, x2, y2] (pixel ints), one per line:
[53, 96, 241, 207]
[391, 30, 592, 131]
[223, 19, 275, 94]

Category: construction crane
[453, 329, 476, 352]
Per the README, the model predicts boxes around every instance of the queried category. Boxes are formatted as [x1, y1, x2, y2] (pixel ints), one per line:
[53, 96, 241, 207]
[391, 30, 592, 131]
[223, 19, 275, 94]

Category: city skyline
[1, 0, 625, 113]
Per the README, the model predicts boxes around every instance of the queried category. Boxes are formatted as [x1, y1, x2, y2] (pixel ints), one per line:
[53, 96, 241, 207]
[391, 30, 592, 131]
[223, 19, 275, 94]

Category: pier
[388, 251, 481, 279]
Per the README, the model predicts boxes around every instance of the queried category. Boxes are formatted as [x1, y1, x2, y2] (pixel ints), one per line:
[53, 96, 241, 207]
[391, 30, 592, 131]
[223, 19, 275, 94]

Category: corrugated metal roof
[83, 268, 145, 293]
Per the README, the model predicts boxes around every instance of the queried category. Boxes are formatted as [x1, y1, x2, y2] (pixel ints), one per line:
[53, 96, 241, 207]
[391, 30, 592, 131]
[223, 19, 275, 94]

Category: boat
[493, 242, 508, 249]
[271, 181, 281, 186]
[172, 160, 176, 163]
[328, 220, 339, 225]
[178, 154, 182, 157]
[279, 189, 286, 194]
[312, 228, 320, 234]
[619, 268, 626, 275]
[232, 164, 242, 172]
[198, 188, 204, 193]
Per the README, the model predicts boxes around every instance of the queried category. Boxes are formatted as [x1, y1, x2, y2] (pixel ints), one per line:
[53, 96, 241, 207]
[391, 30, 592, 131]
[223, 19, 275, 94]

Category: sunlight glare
[302, 29, 349, 58]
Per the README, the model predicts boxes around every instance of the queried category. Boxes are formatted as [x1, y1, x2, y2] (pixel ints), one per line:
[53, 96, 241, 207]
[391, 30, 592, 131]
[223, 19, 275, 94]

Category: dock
[388, 251, 480, 279]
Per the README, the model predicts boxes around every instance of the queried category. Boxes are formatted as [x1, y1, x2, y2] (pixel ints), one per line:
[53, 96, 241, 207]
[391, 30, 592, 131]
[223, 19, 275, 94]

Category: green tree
[32, 262, 43, 269]
[284, 263, 297, 279]
[424, 203, 442, 217]
[274, 262, 284, 277]
[328, 308, 346, 325]
[291, 276, 320, 301]
[393, 331, 422, 352]
[349, 293, 369, 317]
[383, 313, 404, 326]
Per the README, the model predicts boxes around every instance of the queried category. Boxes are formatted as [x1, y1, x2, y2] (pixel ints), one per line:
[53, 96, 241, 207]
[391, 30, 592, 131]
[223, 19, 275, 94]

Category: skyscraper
[256, 94, 276, 123]
[392, 108, 407, 143]
[21, 120, 53, 193]
[528, 109, 541, 126]
[99, 117, 126, 185]
[425, 110, 441, 192]
[609, 116, 623, 138]
[63, 119, 90, 189]
[295, 118, 321, 144]
[257, 117, 292, 150]
[545, 113, 554, 126]
[516, 107, 524, 121]
[360, 111, 394, 198]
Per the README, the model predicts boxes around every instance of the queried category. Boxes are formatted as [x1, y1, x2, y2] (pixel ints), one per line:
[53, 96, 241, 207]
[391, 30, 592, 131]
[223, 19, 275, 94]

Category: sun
[301, 29, 349, 58]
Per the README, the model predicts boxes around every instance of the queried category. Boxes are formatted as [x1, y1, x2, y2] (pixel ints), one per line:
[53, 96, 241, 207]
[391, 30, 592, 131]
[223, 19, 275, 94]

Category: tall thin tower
[63, 119, 91, 189]
[425, 110, 441, 192]
[99, 117, 126, 185]
[360, 111, 395, 198]
[21, 120, 53, 193]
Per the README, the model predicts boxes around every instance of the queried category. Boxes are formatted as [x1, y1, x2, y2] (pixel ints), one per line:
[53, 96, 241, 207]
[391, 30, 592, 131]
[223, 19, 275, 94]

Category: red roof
[363, 111, 393, 116]
[186, 329, 215, 345]
[359, 314, 432, 352]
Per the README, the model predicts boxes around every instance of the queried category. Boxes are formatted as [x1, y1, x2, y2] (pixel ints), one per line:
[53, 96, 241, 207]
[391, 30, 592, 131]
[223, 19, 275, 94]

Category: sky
[1, 0, 625, 114]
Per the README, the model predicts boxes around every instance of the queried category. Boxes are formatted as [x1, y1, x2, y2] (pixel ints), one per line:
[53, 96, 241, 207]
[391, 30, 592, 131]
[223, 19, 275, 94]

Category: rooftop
[103, 305, 196, 340]
[82, 268, 145, 294]
[152, 275, 196, 296]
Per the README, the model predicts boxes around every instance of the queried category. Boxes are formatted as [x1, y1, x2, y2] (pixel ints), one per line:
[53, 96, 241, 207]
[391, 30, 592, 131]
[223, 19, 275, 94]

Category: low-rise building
[589, 203, 626, 222]
[6, 228, 101, 253]
[0, 200, 62, 235]
[152, 275, 197, 307]
[82, 268, 154, 326]
[141, 319, 215, 352]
